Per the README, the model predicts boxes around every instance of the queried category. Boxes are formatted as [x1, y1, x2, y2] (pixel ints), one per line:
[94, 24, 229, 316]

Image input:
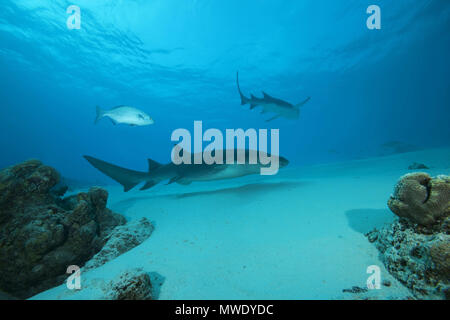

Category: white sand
[32, 147, 450, 300]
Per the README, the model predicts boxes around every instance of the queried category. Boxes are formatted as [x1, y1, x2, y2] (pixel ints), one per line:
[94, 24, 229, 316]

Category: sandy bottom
[32, 147, 450, 300]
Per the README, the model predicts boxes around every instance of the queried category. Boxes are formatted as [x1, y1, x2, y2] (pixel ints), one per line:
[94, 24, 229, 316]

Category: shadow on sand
[345, 208, 395, 234]
[148, 272, 165, 300]
[112, 181, 307, 213]
[174, 181, 304, 199]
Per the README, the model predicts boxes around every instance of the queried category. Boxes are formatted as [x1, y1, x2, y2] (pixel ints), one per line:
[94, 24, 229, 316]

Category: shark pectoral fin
[140, 180, 157, 190]
[123, 182, 139, 192]
[166, 176, 181, 185]
[167, 175, 191, 185]
[266, 115, 280, 122]
[176, 180, 191, 185]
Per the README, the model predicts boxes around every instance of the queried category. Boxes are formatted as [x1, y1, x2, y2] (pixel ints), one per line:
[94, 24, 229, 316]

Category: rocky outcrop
[367, 218, 449, 299]
[0, 290, 18, 300]
[429, 239, 450, 279]
[387, 173, 450, 226]
[367, 173, 450, 299]
[0, 160, 126, 299]
[106, 268, 153, 300]
[83, 217, 154, 271]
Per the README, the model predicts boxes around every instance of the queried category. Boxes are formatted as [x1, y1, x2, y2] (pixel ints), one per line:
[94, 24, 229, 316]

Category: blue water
[1, 1, 449, 183]
[1, 0, 450, 301]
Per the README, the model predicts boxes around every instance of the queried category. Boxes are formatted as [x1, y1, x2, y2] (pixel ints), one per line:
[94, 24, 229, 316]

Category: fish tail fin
[295, 97, 311, 108]
[83, 155, 148, 192]
[95, 105, 105, 124]
[236, 71, 249, 105]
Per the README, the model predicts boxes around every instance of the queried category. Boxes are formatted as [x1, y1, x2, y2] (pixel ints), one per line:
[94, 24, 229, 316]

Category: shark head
[279, 156, 289, 168]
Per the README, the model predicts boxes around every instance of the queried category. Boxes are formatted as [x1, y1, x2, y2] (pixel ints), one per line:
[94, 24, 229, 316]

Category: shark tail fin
[295, 97, 311, 108]
[95, 106, 105, 124]
[83, 155, 148, 192]
[236, 71, 249, 105]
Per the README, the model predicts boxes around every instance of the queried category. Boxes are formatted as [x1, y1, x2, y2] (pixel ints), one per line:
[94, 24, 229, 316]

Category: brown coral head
[388, 173, 450, 226]
[429, 239, 450, 278]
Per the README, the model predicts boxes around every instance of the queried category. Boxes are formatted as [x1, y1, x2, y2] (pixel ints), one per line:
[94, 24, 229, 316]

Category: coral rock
[0, 160, 126, 298]
[387, 173, 450, 226]
[367, 218, 449, 299]
[83, 217, 154, 271]
[429, 239, 450, 279]
[107, 268, 153, 300]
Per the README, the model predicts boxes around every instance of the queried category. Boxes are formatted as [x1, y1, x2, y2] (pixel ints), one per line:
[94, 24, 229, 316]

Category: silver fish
[95, 105, 154, 126]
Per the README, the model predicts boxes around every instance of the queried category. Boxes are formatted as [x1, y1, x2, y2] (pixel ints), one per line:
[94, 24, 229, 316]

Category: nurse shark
[236, 72, 310, 122]
[83, 150, 289, 192]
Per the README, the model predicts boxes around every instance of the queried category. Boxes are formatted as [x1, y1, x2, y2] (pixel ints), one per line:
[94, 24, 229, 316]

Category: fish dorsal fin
[262, 91, 272, 99]
[147, 159, 162, 172]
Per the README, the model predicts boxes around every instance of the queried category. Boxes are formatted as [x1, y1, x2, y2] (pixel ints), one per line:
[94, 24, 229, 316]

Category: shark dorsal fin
[262, 91, 272, 99]
[148, 159, 162, 172]
[250, 94, 257, 100]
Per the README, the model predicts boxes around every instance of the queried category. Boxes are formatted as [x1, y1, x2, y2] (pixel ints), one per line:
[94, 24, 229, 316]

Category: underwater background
[1, 0, 449, 181]
[0, 0, 449, 300]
